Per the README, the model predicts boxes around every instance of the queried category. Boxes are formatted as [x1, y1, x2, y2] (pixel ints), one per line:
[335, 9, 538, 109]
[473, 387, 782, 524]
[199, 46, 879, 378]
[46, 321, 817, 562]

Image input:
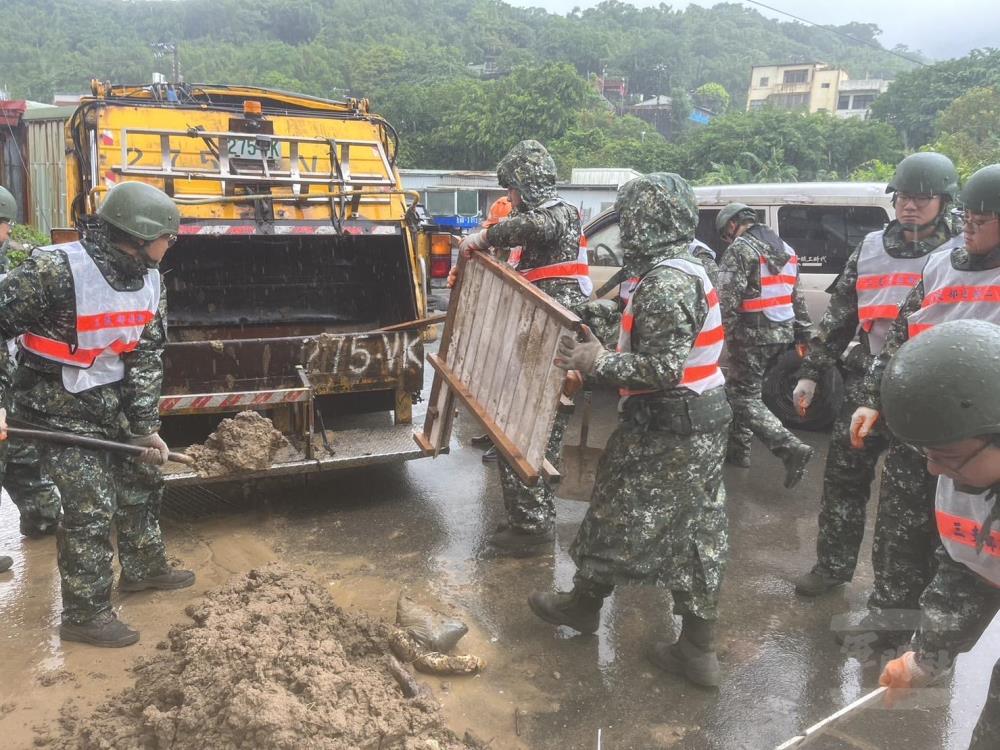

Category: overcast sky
[508, 0, 998, 60]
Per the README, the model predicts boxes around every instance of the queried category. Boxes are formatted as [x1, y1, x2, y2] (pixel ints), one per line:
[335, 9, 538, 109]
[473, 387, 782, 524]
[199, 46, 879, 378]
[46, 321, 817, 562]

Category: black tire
[762, 348, 843, 431]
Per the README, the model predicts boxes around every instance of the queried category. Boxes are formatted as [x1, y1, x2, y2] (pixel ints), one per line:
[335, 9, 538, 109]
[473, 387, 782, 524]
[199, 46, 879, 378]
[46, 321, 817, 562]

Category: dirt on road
[54, 566, 471, 750]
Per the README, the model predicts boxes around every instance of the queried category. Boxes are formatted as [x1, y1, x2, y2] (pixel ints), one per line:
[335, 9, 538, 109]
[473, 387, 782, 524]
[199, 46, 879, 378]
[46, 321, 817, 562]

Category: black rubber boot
[833, 610, 915, 651]
[793, 567, 847, 597]
[0, 555, 12, 573]
[488, 525, 553, 557]
[121, 568, 196, 592]
[481, 446, 498, 464]
[60, 614, 139, 648]
[781, 442, 814, 488]
[527, 585, 608, 635]
[650, 615, 721, 689]
[20, 516, 58, 538]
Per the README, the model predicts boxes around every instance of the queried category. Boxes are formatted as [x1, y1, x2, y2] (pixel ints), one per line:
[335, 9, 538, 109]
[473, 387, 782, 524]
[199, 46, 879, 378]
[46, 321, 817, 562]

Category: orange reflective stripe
[908, 322, 934, 337]
[694, 325, 725, 347]
[21, 332, 139, 365]
[681, 364, 722, 385]
[922, 285, 1000, 307]
[706, 288, 719, 306]
[856, 272, 922, 291]
[76, 310, 155, 332]
[740, 295, 793, 311]
[937, 509, 1000, 557]
[621, 312, 635, 334]
[521, 262, 589, 282]
[760, 275, 796, 286]
[858, 304, 902, 322]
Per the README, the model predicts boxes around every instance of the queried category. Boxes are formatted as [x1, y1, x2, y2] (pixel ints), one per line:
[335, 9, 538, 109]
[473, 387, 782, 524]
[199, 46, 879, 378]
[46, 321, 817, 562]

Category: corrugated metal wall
[26, 118, 68, 232]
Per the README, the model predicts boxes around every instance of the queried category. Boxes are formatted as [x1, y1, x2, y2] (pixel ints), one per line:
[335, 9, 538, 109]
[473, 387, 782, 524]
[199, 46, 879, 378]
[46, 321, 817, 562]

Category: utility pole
[151, 42, 180, 83]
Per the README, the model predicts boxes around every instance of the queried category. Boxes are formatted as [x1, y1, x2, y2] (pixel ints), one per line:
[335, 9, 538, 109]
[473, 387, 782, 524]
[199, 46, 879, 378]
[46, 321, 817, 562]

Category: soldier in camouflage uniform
[716, 204, 814, 487]
[877, 320, 1000, 750]
[845, 164, 1000, 645]
[0, 181, 194, 646]
[792, 153, 959, 597]
[527, 173, 732, 689]
[460, 141, 590, 555]
[0, 194, 62, 539]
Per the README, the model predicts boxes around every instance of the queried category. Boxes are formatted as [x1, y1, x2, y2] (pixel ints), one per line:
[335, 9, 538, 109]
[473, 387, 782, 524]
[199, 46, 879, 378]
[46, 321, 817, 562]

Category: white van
[584, 182, 896, 429]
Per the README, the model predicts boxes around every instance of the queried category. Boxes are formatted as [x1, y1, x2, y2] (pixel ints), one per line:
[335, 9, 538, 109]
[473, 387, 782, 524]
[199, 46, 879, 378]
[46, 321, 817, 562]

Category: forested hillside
[5, 0, 987, 181]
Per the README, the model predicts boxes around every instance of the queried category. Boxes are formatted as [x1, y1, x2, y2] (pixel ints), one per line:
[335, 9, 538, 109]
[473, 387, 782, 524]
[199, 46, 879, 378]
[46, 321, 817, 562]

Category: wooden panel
[415, 252, 582, 482]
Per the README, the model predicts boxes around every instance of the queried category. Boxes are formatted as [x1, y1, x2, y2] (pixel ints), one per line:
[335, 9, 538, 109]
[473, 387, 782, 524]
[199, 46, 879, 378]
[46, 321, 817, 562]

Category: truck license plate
[227, 138, 281, 160]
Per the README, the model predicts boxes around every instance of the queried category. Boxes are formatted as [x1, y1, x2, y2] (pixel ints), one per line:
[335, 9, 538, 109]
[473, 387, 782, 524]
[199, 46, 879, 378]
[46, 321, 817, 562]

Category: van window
[696, 208, 766, 257]
[778, 205, 889, 274]
[587, 220, 622, 267]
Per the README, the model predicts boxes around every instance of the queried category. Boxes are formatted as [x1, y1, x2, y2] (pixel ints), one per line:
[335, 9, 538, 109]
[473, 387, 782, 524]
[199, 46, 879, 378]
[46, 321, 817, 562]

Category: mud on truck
[63, 81, 439, 484]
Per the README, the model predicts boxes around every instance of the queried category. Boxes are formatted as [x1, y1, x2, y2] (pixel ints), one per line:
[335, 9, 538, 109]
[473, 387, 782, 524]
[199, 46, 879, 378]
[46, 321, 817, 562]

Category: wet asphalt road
[1, 383, 998, 749]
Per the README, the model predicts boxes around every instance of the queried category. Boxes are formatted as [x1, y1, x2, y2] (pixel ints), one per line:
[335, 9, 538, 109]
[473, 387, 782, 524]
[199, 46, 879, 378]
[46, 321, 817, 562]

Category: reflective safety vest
[936, 476, 1000, 586]
[520, 234, 593, 297]
[18, 242, 161, 394]
[854, 231, 948, 355]
[739, 245, 798, 322]
[620, 240, 713, 305]
[690, 238, 716, 263]
[617, 257, 725, 397]
[907, 248, 1000, 338]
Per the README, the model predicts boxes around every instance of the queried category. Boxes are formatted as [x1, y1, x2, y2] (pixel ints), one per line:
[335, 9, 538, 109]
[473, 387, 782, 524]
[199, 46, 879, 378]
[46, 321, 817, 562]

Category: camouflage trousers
[2, 438, 61, 533]
[868, 439, 938, 612]
[725, 342, 802, 461]
[812, 375, 889, 581]
[569, 418, 729, 621]
[41, 444, 168, 625]
[497, 409, 569, 533]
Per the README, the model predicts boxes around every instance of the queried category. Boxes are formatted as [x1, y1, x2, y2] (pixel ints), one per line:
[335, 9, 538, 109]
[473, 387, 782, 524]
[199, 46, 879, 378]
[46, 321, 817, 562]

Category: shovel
[774, 686, 887, 749]
[559, 388, 603, 501]
[6, 427, 194, 465]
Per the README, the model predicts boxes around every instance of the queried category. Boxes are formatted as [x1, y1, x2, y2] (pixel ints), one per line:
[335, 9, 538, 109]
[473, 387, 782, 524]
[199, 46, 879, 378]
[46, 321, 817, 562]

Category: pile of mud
[186, 411, 288, 477]
[56, 567, 470, 750]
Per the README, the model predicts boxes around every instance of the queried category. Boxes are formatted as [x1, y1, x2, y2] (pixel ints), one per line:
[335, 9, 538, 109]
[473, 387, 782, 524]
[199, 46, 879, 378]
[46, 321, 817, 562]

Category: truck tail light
[430, 233, 452, 278]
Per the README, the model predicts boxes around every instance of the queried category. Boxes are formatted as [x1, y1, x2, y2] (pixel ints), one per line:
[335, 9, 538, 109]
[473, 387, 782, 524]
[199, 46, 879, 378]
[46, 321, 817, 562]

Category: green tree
[930, 86, 1000, 179]
[693, 83, 730, 115]
[869, 48, 1000, 149]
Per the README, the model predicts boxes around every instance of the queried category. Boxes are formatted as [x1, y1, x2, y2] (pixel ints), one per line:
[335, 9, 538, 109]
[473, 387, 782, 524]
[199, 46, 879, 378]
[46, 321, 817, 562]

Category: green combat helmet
[881, 319, 1000, 446]
[886, 152, 959, 200]
[0, 185, 16, 222]
[97, 181, 179, 241]
[959, 164, 1000, 215]
[715, 202, 756, 236]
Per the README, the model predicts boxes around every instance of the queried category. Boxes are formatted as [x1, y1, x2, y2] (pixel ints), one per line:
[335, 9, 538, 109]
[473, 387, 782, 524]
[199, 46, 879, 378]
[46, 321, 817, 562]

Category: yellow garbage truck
[63, 81, 436, 484]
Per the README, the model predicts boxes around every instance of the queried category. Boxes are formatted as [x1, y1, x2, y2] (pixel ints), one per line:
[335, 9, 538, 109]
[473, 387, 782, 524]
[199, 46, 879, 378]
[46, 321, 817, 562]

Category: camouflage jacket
[485, 199, 587, 312]
[0, 235, 167, 438]
[488, 139, 587, 312]
[690, 241, 720, 288]
[862, 243, 1000, 409]
[798, 219, 954, 382]
[717, 226, 811, 346]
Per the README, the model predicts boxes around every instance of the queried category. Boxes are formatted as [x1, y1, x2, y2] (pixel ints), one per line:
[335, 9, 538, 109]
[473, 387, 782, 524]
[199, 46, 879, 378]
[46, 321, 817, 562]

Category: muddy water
[1, 389, 999, 749]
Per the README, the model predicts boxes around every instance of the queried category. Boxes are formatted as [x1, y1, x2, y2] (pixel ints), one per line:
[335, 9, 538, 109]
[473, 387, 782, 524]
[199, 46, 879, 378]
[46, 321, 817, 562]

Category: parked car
[584, 182, 896, 430]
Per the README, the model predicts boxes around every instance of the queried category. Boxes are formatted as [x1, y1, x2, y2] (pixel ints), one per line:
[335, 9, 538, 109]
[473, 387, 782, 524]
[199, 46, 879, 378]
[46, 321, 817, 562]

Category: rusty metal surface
[162, 422, 435, 485]
[162, 331, 423, 399]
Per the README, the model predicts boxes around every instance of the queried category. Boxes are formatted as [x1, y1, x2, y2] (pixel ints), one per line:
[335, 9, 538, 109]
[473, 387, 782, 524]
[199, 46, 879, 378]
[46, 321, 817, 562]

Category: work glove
[458, 230, 489, 256]
[879, 651, 932, 690]
[554, 325, 604, 375]
[793, 378, 817, 417]
[447, 263, 459, 289]
[131, 432, 170, 466]
[849, 407, 879, 449]
[0, 407, 6, 441]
